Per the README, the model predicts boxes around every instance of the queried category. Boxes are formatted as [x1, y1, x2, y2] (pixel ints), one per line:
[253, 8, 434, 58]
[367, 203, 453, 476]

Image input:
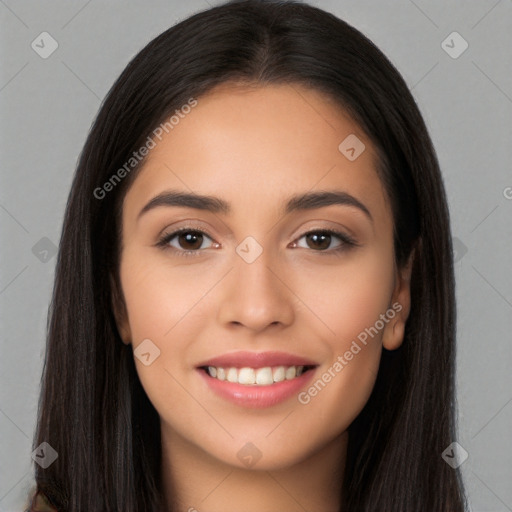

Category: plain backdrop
[1, 1, 511, 510]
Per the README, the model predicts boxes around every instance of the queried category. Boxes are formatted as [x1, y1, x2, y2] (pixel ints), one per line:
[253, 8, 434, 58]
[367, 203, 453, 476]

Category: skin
[113, 82, 413, 512]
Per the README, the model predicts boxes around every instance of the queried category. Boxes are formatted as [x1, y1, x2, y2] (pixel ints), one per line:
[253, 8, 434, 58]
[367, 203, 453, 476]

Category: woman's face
[114, 82, 412, 471]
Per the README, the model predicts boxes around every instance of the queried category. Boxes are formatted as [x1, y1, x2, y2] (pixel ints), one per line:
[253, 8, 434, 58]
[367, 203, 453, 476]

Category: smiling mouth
[200, 365, 317, 386]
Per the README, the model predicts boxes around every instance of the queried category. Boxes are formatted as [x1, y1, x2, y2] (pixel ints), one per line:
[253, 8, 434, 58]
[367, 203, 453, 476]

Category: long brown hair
[31, 1, 468, 510]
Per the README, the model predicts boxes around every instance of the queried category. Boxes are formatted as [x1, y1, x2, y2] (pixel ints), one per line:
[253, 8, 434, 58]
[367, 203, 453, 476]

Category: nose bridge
[216, 241, 294, 331]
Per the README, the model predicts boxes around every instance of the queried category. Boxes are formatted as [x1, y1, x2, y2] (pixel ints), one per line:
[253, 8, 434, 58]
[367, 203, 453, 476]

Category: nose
[216, 249, 295, 334]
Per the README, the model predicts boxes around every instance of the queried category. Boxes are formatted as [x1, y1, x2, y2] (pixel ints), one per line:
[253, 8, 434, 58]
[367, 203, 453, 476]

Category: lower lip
[197, 368, 317, 408]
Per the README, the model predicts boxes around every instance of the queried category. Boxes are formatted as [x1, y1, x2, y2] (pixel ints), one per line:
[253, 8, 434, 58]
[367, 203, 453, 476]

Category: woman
[27, 0, 468, 510]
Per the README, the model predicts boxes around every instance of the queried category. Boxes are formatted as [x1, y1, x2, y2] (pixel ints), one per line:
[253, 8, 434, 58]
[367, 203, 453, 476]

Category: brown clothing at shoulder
[26, 491, 58, 512]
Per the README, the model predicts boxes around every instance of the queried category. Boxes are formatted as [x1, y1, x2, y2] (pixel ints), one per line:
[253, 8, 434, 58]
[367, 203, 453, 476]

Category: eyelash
[156, 226, 358, 258]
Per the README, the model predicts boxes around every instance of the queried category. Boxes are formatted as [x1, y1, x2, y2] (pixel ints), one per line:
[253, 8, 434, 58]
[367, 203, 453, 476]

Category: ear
[110, 272, 132, 345]
[382, 247, 415, 351]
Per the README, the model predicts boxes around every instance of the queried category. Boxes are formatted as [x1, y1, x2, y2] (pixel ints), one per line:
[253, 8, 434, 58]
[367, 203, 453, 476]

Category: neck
[161, 425, 347, 512]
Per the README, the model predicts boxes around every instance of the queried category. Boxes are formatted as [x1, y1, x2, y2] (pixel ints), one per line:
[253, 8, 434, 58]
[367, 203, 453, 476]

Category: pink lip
[197, 368, 317, 408]
[196, 351, 318, 409]
[196, 350, 318, 368]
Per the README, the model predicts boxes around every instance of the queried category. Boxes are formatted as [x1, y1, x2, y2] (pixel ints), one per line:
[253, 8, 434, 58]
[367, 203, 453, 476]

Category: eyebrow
[137, 189, 372, 222]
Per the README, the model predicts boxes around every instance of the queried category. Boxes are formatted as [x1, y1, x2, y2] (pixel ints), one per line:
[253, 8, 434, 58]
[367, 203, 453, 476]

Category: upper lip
[196, 351, 318, 369]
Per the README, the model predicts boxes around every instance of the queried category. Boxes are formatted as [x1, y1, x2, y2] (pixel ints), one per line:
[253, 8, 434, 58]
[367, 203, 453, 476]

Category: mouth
[200, 364, 316, 386]
[195, 351, 318, 408]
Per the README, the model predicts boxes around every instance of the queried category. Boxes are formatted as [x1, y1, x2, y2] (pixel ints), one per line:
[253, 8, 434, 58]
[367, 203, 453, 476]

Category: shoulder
[25, 490, 58, 512]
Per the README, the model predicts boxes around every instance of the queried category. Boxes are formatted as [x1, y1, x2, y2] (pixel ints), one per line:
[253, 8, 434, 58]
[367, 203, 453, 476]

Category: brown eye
[176, 231, 204, 250]
[304, 232, 333, 251]
[295, 230, 346, 251]
[158, 229, 216, 255]
[292, 229, 357, 254]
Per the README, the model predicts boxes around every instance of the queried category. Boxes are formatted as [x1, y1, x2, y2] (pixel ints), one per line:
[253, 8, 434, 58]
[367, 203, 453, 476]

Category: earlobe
[110, 273, 132, 345]
[114, 309, 132, 345]
[382, 248, 415, 351]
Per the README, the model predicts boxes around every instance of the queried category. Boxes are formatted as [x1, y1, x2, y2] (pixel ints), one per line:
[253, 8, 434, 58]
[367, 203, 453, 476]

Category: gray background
[1, 0, 511, 510]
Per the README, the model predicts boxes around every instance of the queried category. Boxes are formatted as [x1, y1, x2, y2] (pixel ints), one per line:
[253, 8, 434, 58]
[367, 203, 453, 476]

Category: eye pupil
[306, 232, 331, 250]
[179, 231, 203, 250]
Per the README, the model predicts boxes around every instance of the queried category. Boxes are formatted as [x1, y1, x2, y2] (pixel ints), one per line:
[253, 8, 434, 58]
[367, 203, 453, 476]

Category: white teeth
[285, 366, 296, 380]
[205, 365, 309, 385]
[226, 367, 238, 383]
[272, 366, 285, 382]
[255, 367, 273, 385]
[238, 367, 255, 385]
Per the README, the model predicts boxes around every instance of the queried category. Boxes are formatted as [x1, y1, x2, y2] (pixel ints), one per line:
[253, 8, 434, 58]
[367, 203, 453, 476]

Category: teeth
[238, 367, 255, 385]
[205, 365, 308, 385]
[285, 366, 296, 380]
[273, 366, 285, 382]
[255, 367, 273, 385]
[226, 367, 238, 383]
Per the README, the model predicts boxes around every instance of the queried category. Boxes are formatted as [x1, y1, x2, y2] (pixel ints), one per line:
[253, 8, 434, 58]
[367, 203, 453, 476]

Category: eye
[292, 229, 357, 253]
[157, 228, 218, 257]
[157, 227, 358, 258]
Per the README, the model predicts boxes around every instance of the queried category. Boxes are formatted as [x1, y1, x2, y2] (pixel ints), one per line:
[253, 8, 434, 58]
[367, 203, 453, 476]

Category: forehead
[122, 82, 391, 227]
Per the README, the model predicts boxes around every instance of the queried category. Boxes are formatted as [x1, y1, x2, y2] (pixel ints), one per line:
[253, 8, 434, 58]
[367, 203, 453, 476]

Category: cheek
[119, 249, 219, 402]
[121, 267, 168, 339]
[292, 251, 394, 423]
[119, 251, 204, 343]
[118, 253, 207, 423]
[295, 249, 395, 346]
